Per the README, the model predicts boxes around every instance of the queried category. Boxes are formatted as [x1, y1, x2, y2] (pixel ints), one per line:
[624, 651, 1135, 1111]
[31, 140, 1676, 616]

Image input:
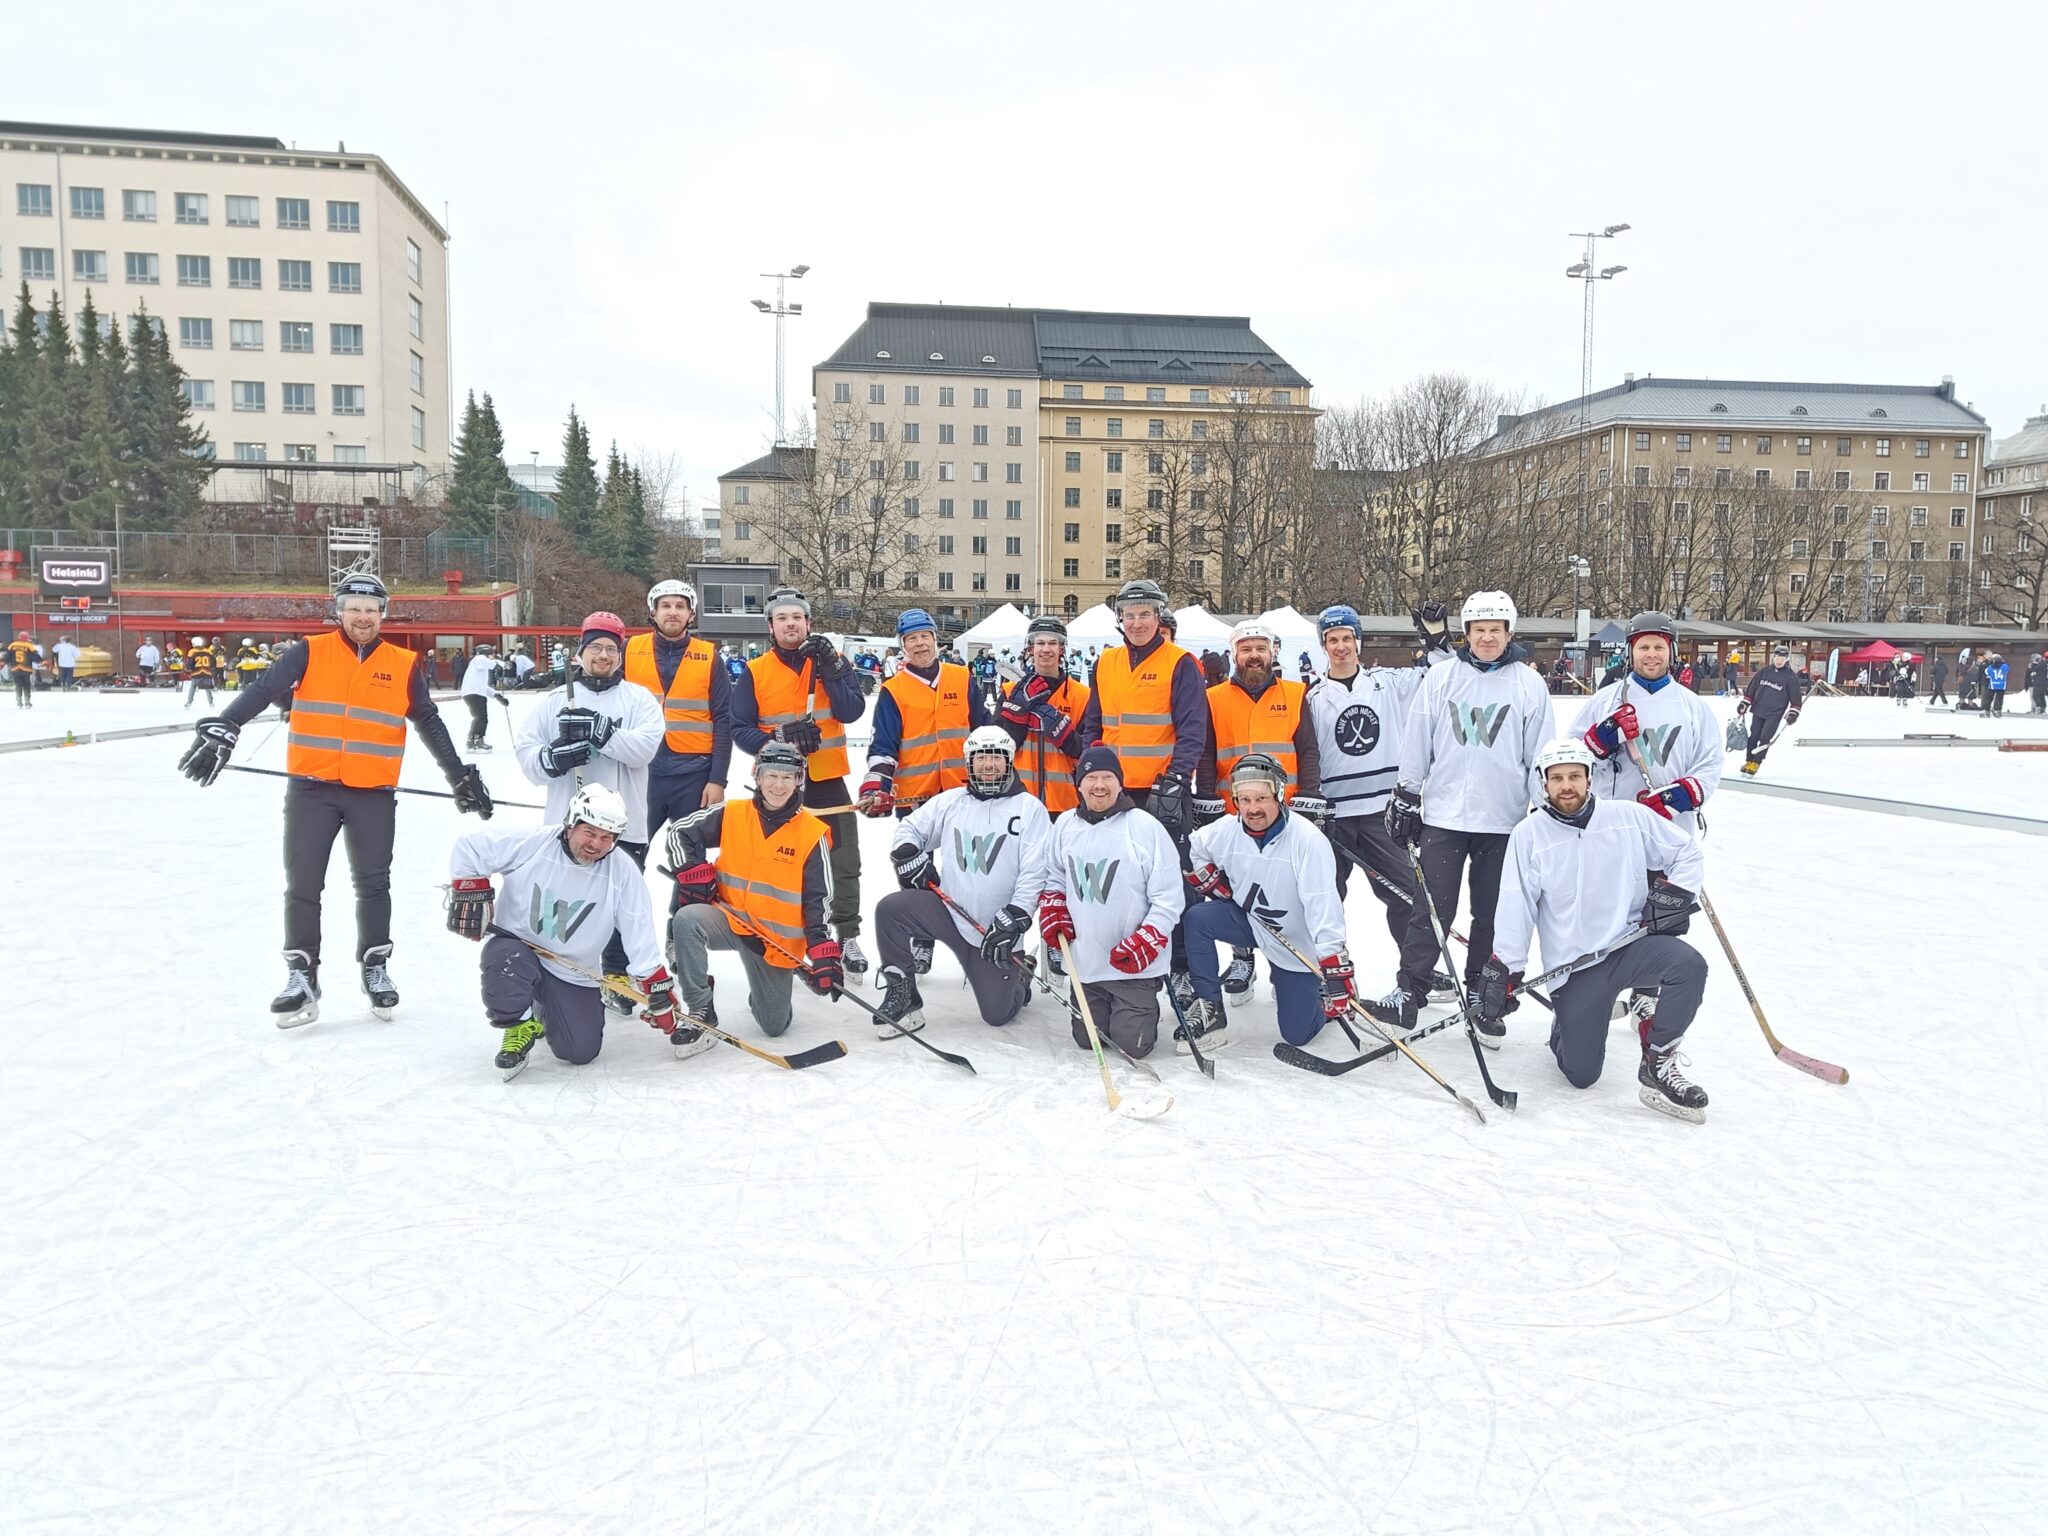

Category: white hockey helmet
[1460, 590, 1517, 633]
[1534, 737, 1596, 778]
[190, 635, 205, 648]
[647, 579, 698, 615]
[1229, 619, 1279, 652]
[965, 724, 1017, 800]
[564, 783, 629, 836]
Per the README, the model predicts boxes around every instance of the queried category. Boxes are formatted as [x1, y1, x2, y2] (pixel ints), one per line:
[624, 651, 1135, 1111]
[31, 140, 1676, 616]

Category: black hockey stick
[1405, 845, 1517, 1112]
[224, 763, 544, 810]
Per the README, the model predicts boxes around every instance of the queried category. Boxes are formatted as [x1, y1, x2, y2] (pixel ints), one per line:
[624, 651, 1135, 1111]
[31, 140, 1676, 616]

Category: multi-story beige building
[1977, 409, 2048, 629]
[0, 121, 449, 489]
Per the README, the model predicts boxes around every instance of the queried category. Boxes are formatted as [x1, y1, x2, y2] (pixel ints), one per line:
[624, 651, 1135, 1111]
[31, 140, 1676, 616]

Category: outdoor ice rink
[3, 687, 2043, 1533]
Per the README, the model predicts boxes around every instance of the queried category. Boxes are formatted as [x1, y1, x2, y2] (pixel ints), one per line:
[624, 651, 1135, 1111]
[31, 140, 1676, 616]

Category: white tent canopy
[956, 602, 1031, 652]
[1064, 603, 1122, 648]
[1256, 605, 1322, 662]
[1171, 605, 1233, 650]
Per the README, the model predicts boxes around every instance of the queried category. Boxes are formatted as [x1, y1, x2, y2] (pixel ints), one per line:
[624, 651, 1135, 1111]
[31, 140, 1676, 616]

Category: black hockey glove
[586, 711, 618, 749]
[178, 716, 239, 787]
[1412, 600, 1452, 653]
[778, 717, 824, 756]
[448, 763, 495, 819]
[891, 842, 938, 892]
[979, 904, 1032, 967]
[802, 634, 849, 680]
[554, 706, 600, 745]
[1475, 954, 1520, 1026]
[492, 691, 510, 707]
[540, 740, 595, 778]
[1385, 786, 1423, 849]
[446, 877, 493, 940]
[1148, 771, 1193, 839]
[1645, 877, 1696, 937]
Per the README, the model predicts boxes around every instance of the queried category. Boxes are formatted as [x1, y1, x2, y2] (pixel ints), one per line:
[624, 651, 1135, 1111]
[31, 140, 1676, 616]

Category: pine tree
[447, 389, 520, 539]
[16, 293, 82, 531]
[0, 283, 36, 528]
[65, 291, 120, 535]
[121, 304, 209, 530]
[553, 405, 599, 550]
[591, 441, 642, 576]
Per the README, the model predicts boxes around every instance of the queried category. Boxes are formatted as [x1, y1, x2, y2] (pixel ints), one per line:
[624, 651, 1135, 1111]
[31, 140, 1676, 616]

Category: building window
[1004, 573, 1021, 593]
[1633, 465, 1650, 485]
[68, 185, 108, 220]
[325, 200, 361, 233]
[229, 320, 263, 351]
[405, 406, 425, 450]
[1104, 523, 1123, 545]
[282, 382, 314, 414]
[1633, 431, 1650, 451]
[1065, 416, 1082, 437]
[276, 321, 310, 353]
[216, 194, 258, 228]
[972, 499, 989, 519]
[971, 424, 988, 446]
[284, 444, 317, 462]
[1913, 472, 1930, 491]
[1062, 451, 1081, 473]
[176, 254, 211, 287]
[935, 423, 953, 445]
[1063, 559, 1080, 578]
[1005, 500, 1021, 520]
[1793, 469, 1810, 489]
[973, 387, 989, 407]
[1188, 388, 1209, 404]
[901, 461, 920, 481]
[1005, 425, 1022, 447]
[232, 380, 265, 412]
[1953, 473, 1971, 492]
[231, 442, 267, 462]
[1716, 434, 1731, 452]
[175, 192, 208, 225]
[1063, 487, 1081, 508]
[123, 252, 159, 285]
[278, 259, 311, 292]
[733, 518, 752, 540]
[333, 385, 365, 416]
[1105, 451, 1123, 474]
[1063, 522, 1081, 544]
[869, 383, 886, 404]
[832, 382, 852, 404]
[328, 262, 362, 294]
[1834, 470, 1851, 490]
[1105, 489, 1123, 510]
[1003, 536, 1021, 557]
[123, 189, 156, 222]
[869, 421, 887, 443]
[1955, 440, 1971, 459]
[406, 238, 421, 284]
[16, 183, 51, 217]
[180, 379, 214, 410]
[277, 197, 310, 230]
[178, 317, 213, 349]
[228, 256, 261, 289]
[1875, 437, 1891, 457]
[1106, 418, 1123, 438]
[1949, 541, 1965, 561]
[1951, 507, 1967, 527]
[407, 295, 423, 339]
[938, 499, 954, 518]
[1756, 434, 1771, 454]
[938, 386, 954, 407]
[65, 249, 104, 283]
[18, 247, 52, 282]
[1674, 433, 1690, 452]
[1910, 505, 1928, 526]
[410, 351, 424, 394]
[1000, 462, 1018, 483]
[1063, 384, 1083, 400]
[1008, 388, 1023, 408]
[938, 571, 954, 591]
[1790, 538, 1808, 557]
[971, 535, 988, 555]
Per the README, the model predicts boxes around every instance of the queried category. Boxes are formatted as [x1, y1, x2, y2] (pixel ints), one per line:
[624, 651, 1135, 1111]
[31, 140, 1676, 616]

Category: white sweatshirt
[1568, 675, 1723, 825]
[892, 783, 1053, 945]
[461, 655, 503, 698]
[1306, 652, 1451, 815]
[1189, 811, 1348, 973]
[1045, 802, 1185, 983]
[1490, 798, 1705, 975]
[1398, 651, 1550, 833]
[513, 676, 666, 842]
[450, 825, 662, 985]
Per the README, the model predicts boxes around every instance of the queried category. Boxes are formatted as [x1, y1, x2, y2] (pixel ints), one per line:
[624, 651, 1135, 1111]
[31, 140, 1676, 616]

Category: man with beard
[623, 579, 733, 837]
[1569, 611, 1722, 827]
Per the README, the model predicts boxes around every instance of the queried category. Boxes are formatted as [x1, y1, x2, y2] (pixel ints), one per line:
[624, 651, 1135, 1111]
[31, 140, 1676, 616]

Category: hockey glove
[1108, 924, 1169, 975]
[891, 842, 938, 892]
[446, 877, 493, 940]
[801, 634, 850, 680]
[539, 739, 596, 778]
[672, 860, 719, 906]
[1475, 954, 1520, 1026]
[1185, 861, 1233, 901]
[980, 904, 1032, 967]
[448, 764, 495, 819]
[638, 967, 677, 1033]
[1147, 772, 1193, 839]
[1583, 702, 1639, 760]
[1785, 705, 1802, 725]
[858, 768, 896, 817]
[177, 716, 240, 787]
[492, 691, 510, 707]
[1645, 877, 1697, 936]
[1412, 600, 1452, 652]
[998, 695, 1038, 731]
[778, 717, 824, 757]
[1038, 889, 1077, 948]
[587, 712, 618, 750]
[1318, 952, 1357, 1020]
[1385, 786, 1423, 849]
[1637, 776, 1705, 819]
[1735, 698, 1750, 717]
[803, 939, 843, 996]
[1290, 795, 1333, 825]
[1032, 702, 1073, 741]
[553, 706, 600, 744]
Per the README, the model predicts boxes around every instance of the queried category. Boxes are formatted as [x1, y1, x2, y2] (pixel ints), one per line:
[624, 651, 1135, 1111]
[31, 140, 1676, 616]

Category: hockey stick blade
[1777, 1045, 1849, 1085]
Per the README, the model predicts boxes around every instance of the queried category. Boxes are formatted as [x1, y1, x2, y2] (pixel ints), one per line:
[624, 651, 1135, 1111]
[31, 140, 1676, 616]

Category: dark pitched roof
[1487, 376, 1988, 452]
[819, 304, 1039, 377]
[719, 446, 814, 482]
[0, 121, 288, 152]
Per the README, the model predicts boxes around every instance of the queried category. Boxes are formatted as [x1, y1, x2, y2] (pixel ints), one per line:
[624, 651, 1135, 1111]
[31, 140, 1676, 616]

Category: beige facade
[0, 123, 449, 485]
[1976, 410, 2048, 628]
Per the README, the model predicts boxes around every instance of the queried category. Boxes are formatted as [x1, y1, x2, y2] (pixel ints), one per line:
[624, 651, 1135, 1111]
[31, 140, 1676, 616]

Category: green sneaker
[495, 1017, 546, 1077]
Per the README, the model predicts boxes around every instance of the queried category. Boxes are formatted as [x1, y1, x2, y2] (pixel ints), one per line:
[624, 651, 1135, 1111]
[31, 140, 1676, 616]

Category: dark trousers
[57, 666, 73, 690]
[1396, 824, 1508, 999]
[481, 934, 607, 1064]
[11, 672, 29, 706]
[283, 778, 397, 965]
[1076, 977, 1162, 1058]
[464, 694, 490, 743]
[645, 756, 714, 844]
[1548, 937, 1707, 1088]
[601, 840, 649, 975]
[872, 889, 1028, 1025]
[1183, 897, 1327, 1046]
[1745, 710, 1785, 761]
[806, 777, 862, 938]
[1326, 812, 1420, 943]
[1931, 680, 1949, 704]
[1988, 690, 2006, 716]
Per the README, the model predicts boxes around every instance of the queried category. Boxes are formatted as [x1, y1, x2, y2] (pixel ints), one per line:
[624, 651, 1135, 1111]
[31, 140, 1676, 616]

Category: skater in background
[5, 631, 42, 708]
[460, 643, 507, 749]
[2027, 653, 2047, 714]
[1735, 645, 1806, 775]
[1929, 653, 1950, 705]
[135, 636, 161, 685]
[175, 573, 492, 1029]
[182, 636, 220, 710]
[50, 635, 78, 690]
[1985, 653, 2009, 717]
[1891, 659, 1915, 707]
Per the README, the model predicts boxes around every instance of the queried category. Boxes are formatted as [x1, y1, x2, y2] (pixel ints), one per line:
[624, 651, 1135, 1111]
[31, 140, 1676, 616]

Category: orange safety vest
[1209, 677, 1305, 810]
[285, 630, 417, 789]
[881, 661, 973, 802]
[1094, 639, 1192, 790]
[748, 651, 849, 779]
[624, 631, 717, 757]
[716, 798, 831, 968]
[1014, 674, 1090, 812]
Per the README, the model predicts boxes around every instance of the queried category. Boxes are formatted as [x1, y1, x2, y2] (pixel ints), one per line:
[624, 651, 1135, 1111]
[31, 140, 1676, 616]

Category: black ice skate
[841, 936, 870, 976]
[910, 937, 934, 976]
[1362, 985, 1419, 1032]
[672, 977, 717, 1060]
[360, 944, 398, 1021]
[1638, 1040, 1709, 1124]
[873, 965, 925, 1037]
[1174, 995, 1228, 1055]
[271, 949, 321, 1029]
[1221, 947, 1256, 997]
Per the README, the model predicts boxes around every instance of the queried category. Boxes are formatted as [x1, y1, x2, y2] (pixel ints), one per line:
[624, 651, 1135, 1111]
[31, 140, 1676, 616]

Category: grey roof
[0, 121, 287, 151]
[719, 446, 813, 482]
[1488, 377, 1989, 452]
[1987, 412, 2048, 467]
[817, 303, 1310, 388]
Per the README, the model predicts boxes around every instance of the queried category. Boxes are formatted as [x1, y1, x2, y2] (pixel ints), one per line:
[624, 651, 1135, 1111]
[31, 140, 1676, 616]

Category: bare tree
[1980, 499, 2048, 629]
[1130, 418, 1212, 607]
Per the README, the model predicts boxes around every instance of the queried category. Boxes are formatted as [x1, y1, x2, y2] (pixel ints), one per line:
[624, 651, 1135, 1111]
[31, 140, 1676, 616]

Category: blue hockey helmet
[1318, 603, 1362, 642]
[896, 607, 939, 639]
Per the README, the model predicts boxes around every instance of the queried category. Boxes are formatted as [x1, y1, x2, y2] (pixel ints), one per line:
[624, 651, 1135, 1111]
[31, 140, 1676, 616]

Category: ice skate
[1638, 1040, 1708, 1124]
[271, 950, 321, 1029]
[672, 978, 717, 1060]
[1220, 947, 1256, 997]
[1362, 984, 1418, 1032]
[873, 965, 925, 1037]
[841, 936, 870, 976]
[602, 972, 637, 1016]
[359, 944, 398, 1021]
[1174, 995, 1228, 1055]
[495, 1017, 546, 1080]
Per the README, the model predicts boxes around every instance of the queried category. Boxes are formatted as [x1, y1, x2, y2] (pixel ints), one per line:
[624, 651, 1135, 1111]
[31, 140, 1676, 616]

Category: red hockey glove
[1038, 889, 1076, 948]
[1109, 924, 1168, 975]
[639, 967, 677, 1033]
[1185, 861, 1233, 901]
[446, 877, 493, 940]
[1584, 702, 1640, 760]
[1318, 952, 1356, 1020]
[858, 769, 895, 817]
[803, 939, 843, 996]
[672, 860, 719, 905]
[1636, 776, 1705, 819]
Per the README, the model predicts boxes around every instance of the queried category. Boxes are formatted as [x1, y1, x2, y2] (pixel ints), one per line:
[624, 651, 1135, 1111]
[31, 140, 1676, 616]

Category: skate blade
[1476, 1030, 1503, 1052]
[1638, 1085, 1705, 1124]
[369, 1005, 395, 1022]
[671, 1033, 717, 1060]
[875, 1009, 926, 1039]
[1175, 1034, 1228, 1055]
[499, 1055, 533, 1082]
[273, 1003, 320, 1030]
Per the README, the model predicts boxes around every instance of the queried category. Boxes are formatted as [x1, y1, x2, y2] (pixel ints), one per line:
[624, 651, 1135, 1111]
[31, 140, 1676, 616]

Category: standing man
[861, 607, 987, 818]
[870, 726, 1051, 1036]
[998, 614, 1090, 814]
[1569, 611, 1722, 827]
[1477, 737, 1711, 1122]
[234, 638, 266, 692]
[1075, 578, 1207, 845]
[663, 740, 841, 1042]
[181, 636, 219, 710]
[175, 573, 493, 1027]
[459, 643, 506, 750]
[136, 635, 161, 686]
[729, 586, 870, 971]
[514, 610, 665, 997]
[5, 631, 42, 708]
[1366, 591, 1549, 1033]
[624, 579, 732, 841]
[1734, 645, 1807, 776]
[51, 634, 79, 691]
[1037, 746, 1185, 1059]
[1930, 653, 1950, 706]
[2027, 652, 2047, 715]
[1985, 653, 2009, 717]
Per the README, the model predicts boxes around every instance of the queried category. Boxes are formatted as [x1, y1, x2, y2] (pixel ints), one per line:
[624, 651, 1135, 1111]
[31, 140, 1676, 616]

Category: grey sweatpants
[1547, 936, 1707, 1088]
[872, 889, 1029, 1026]
[481, 933, 608, 1065]
[669, 902, 797, 1036]
[1075, 977, 1162, 1059]
[806, 778, 863, 938]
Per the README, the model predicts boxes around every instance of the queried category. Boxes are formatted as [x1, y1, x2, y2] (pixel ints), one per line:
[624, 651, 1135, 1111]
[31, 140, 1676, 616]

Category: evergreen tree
[65, 291, 120, 535]
[447, 389, 521, 539]
[16, 294, 82, 530]
[121, 304, 209, 530]
[0, 283, 36, 528]
[553, 405, 599, 550]
[589, 442, 655, 579]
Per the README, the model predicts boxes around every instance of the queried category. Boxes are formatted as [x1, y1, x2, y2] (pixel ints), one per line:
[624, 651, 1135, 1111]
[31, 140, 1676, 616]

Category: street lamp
[752, 264, 810, 446]
[1566, 552, 1592, 676]
[1564, 224, 1630, 614]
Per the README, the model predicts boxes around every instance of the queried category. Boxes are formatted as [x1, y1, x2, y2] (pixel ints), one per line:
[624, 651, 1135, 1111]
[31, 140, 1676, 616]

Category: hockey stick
[224, 763, 544, 810]
[1059, 936, 1170, 1118]
[485, 923, 847, 1070]
[712, 899, 977, 1075]
[928, 884, 1165, 1086]
[1406, 845, 1517, 1112]
[1245, 907, 1486, 1123]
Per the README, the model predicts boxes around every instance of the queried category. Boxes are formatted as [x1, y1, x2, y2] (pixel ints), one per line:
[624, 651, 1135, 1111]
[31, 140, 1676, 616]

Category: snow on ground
[4, 689, 2046, 1532]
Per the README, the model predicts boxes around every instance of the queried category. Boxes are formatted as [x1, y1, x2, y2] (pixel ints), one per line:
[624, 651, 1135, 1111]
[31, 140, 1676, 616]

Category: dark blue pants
[1182, 898, 1326, 1046]
[644, 757, 714, 840]
[1548, 937, 1706, 1088]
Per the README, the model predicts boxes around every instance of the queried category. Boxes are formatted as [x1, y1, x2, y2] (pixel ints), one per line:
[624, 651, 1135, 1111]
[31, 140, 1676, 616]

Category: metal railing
[1, 527, 508, 585]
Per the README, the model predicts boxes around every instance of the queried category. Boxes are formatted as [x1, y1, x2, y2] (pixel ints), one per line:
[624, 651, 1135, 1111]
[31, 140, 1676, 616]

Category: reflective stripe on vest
[624, 631, 717, 756]
[1208, 677, 1305, 810]
[748, 652, 849, 779]
[284, 631, 416, 788]
[1015, 675, 1089, 812]
[1095, 640, 1191, 790]
[882, 662, 972, 802]
[716, 800, 831, 967]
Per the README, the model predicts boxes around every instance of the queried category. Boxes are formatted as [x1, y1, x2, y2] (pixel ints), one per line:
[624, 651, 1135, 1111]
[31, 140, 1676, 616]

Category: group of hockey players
[174, 571, 1733, 1122]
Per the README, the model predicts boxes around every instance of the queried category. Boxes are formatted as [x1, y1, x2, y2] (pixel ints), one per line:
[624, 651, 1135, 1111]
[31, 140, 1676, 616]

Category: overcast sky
[28, 0, 2046, 513]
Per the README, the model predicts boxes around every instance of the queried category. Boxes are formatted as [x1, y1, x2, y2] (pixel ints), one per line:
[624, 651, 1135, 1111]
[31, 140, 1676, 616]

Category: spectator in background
[1985, 653, 2009, 717]
[52, 635, 79, 690]
[1930, 653, 1950, 705]
[2027, 652, 2046, 715]
[136, 636, 161, 684]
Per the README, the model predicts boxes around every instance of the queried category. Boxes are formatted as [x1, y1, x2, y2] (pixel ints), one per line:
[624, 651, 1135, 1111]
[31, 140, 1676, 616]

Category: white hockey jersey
[460, 654, 503, 698]
[1568, 674, 1723, 824]
[1189, 810, 1348, 973]
[1491, 798, 1705, 975]
[1397, 651, 1550, 833]
[450, 825, 662, 985]
[892, 783, 1053, 945]
[513, 676, 666, 843]
[1305, 652, 1451, 815]
[1045, 803, 1185, 983]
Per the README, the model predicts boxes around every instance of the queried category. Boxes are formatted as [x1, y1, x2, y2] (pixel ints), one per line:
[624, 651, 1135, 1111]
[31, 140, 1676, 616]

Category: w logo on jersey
[1447, 701, 1511, 747]
[1067, 856, 1121, 905]
[1636, 723, 1679, 768]
[953, 827, 1009, 876]
[529, 886, 597, 943]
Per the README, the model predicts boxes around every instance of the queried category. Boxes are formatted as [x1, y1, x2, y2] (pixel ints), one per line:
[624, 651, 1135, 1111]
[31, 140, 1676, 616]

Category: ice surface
[3, 688, 2045, 1532]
